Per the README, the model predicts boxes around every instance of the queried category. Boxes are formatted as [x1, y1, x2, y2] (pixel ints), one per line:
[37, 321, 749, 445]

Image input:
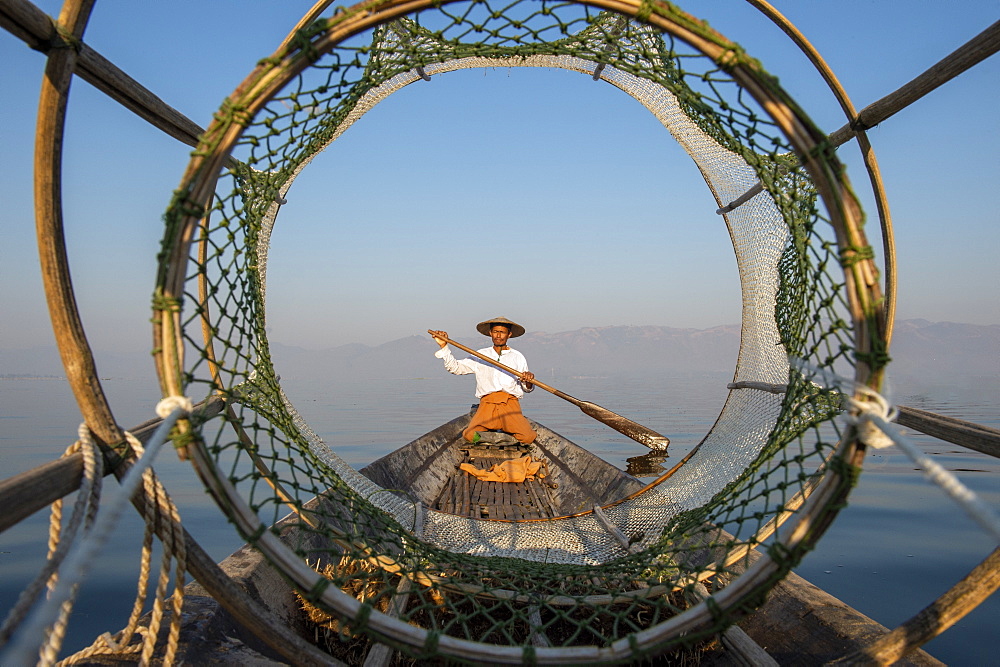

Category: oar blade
[578, 401, 670, 451]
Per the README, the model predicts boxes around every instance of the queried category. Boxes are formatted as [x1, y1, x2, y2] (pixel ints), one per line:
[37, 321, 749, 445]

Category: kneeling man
[429, 317, 537, 445]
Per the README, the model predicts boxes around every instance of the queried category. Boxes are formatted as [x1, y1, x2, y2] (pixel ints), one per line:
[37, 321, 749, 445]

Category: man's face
[490, 325, 511, 348]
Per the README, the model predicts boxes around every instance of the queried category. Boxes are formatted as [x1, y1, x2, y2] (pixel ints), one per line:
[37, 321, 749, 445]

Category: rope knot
[839, 243, 876, 267]
[635, 0, 654, 23]
[843, 385, 897, 449]
[716, 48, 740, 69]
[788, 357, 896, 449]
[849, 116, 872, 134]
[46, 18, 83, 54]
[156, 395, 193, 419]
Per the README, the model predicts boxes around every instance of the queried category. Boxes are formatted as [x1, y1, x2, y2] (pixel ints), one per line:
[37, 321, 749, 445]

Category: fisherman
[429, 317, 537, 445]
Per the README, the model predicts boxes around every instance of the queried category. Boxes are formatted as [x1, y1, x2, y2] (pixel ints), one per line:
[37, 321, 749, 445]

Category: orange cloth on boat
[463, 391, 537, 444]
[460, 455, 545, 483]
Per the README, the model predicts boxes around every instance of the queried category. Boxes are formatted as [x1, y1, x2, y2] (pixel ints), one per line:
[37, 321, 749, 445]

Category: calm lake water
[1, 371, 997, 663]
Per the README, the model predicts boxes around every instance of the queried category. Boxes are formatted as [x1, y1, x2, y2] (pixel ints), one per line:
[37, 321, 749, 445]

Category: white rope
[57, 431, 188, 667]
[0, 430, 103, 646]
[60, 428, 188, 667]
[841, 384, 898, 451]
[789, 359, 1000, 545]
[0, 398, 191, 667]
[843, 389, 1000, 544]
[155, 395, 193, 419]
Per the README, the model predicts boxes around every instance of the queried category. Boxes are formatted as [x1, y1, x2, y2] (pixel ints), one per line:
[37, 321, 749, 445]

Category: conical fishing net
[154, 1, 887, 661]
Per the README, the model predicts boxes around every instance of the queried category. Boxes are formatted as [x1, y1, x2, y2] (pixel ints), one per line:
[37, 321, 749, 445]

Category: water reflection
[625, 450, 669, 477]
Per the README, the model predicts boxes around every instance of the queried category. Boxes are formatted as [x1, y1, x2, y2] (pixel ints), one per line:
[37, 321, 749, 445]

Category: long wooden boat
[360, 413, 647, 521]
[122, 413, 941, 665]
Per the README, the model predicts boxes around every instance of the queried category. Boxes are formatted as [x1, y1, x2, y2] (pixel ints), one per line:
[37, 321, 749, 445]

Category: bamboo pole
[1, 0, 205, 148]
[730, 381, 1000, 459]
[897, 405, 1000, 459]
[361, 576, 414, 666]
[0, 397, 225, 534]
[0, 455, 84, 534]
[827, 20, 1000, 147]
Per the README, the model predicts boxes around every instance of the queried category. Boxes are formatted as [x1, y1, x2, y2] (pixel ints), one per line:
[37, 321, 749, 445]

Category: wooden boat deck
[360, 412, 649, 519]
[432, 447, 559, 520]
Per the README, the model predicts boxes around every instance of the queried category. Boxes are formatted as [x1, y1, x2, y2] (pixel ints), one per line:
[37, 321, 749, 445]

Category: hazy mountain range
[2, 320, 996, 384]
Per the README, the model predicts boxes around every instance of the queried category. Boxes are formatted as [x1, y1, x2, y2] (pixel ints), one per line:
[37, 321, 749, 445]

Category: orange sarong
[463, 391, 537, 444]
[460, 455, 545, 483]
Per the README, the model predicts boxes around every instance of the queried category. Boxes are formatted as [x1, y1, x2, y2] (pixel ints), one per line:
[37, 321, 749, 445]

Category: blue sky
[1, 1, 997, 356]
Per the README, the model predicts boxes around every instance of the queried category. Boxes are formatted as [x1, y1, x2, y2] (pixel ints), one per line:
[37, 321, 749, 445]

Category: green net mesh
[154, 1, 886, 661]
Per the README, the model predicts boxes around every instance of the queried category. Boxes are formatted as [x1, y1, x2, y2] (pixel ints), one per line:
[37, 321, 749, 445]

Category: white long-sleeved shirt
[435, 345, 534, 398]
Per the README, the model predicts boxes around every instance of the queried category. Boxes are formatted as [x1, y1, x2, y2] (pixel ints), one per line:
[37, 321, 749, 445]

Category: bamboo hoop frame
[33, 0, 124, 450]
[154, 1, 887, 389]
[152, 0, 884, 661]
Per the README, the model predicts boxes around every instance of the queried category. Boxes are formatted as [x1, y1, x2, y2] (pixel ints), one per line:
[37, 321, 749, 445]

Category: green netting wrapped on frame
[153, 1, 886, 662]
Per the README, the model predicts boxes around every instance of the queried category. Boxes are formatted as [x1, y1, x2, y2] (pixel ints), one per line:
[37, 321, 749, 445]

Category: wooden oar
[431, 332, 670, 451]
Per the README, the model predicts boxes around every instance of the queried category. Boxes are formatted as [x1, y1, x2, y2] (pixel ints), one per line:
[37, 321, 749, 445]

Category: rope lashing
[46, 17, 83, 54]
[1, 398, 192, 667]
[714, 45, 746, 70]
[838, 244, 876, 267]
[841, 384, 898, 450]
